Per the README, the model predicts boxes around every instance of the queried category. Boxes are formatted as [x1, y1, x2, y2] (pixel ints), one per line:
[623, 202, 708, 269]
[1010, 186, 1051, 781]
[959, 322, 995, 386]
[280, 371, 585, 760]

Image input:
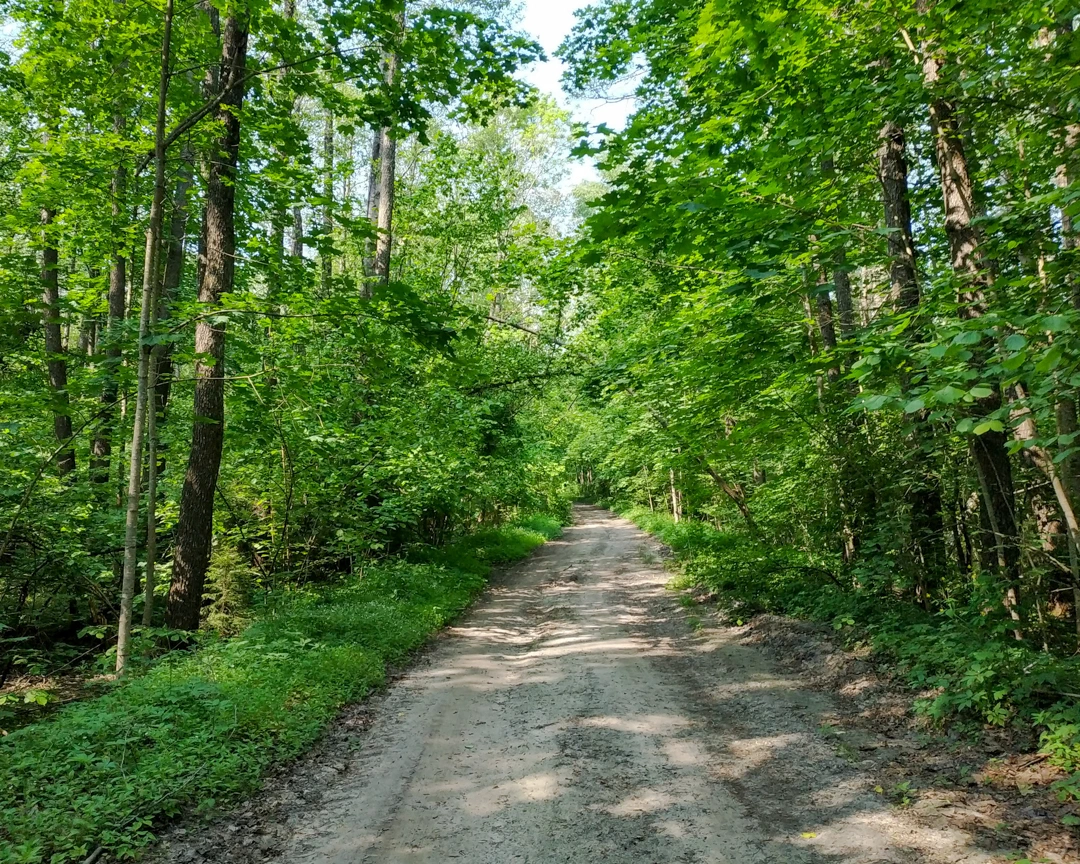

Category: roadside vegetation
[0, 517, 562, 863]
[613, 503, 1080, 802]
[6, 0, 1080, 857]
[552, 0, 1080, 817]
[0, 0, 573, 857]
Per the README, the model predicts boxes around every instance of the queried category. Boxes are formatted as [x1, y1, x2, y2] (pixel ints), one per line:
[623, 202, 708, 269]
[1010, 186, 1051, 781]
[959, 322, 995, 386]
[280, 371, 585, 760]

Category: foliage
[550, 3, 1080, 823]
[0, 1, 573, 678]
[0, 517, 558, 864]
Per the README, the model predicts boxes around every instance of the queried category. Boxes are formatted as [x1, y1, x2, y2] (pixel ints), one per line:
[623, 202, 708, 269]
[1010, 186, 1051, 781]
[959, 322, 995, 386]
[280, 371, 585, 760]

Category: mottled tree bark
[877, 120, 946, 601]
[320, 111, 334, 294]
[167, 12, 248, 631]
[368, 10, 403, 291]
[373, 122, 397, 283]
[923, 50, 1021, 626]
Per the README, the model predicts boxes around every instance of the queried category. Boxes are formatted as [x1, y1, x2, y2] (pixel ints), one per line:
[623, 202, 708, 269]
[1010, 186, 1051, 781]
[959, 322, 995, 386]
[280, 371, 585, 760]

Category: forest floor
[145, 505, 1074, 864]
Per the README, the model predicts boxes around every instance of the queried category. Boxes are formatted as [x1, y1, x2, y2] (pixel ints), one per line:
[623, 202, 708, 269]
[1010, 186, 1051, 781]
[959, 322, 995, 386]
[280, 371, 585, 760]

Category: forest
[2, 0, 1080, 859]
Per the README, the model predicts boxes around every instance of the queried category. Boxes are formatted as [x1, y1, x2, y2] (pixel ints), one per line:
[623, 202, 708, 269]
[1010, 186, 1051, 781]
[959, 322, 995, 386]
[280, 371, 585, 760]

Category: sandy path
[256, 505, 995, 864]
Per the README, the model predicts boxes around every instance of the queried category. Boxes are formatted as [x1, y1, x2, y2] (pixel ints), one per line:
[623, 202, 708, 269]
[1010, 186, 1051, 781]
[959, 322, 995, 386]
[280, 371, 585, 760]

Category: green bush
[410, 515, 562, 576]
[0, 518, 559, 864]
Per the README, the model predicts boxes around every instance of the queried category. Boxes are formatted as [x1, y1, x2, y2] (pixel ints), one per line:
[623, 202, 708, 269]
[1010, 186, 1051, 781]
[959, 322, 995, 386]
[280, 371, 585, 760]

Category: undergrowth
[620, 505, 1080, 801]
[0, 516, 562, 864]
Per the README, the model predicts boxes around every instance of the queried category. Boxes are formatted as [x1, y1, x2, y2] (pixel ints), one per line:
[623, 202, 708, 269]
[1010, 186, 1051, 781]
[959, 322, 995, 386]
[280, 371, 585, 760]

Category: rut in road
[197, 506, 997, 863]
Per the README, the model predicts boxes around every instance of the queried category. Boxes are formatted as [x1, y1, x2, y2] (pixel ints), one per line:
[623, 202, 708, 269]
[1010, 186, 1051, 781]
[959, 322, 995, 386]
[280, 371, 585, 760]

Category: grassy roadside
[0, 516, 562, 864]
[618, 505, 1080, 803]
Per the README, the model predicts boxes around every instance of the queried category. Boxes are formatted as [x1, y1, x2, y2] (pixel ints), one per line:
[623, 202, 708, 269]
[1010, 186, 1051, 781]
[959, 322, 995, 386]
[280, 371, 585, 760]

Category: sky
[517, 0, 636, 185]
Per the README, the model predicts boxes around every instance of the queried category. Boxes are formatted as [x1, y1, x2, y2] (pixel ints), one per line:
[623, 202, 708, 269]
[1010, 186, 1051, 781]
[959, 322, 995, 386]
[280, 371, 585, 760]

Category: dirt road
[183, 506, 1000, 863]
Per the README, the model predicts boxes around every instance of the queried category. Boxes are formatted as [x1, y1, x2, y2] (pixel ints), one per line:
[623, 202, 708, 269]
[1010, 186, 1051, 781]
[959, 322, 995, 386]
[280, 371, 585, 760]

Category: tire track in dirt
[155, 505, 1004, 863]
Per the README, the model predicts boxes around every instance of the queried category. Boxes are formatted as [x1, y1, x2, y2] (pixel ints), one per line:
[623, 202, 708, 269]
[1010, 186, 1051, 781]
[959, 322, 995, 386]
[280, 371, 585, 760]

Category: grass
[0, 516, 562, 864]
[618, 505, 1080, 802]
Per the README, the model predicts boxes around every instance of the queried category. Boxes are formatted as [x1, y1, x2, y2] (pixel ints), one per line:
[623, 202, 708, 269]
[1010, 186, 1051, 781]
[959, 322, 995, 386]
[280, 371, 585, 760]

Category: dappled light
[4, 0, 1080, 859]
[263, 507, 994, 864]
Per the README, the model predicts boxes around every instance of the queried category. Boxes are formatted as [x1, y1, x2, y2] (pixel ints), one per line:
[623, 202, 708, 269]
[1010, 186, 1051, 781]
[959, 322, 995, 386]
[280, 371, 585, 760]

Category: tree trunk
[877, 120, 947, 599]
[40, 207, 75, 476]
[923, 49, 1021, 625]
[360, 129, 382, 297]
[373, 124, 397, 283]
[833, 252, 855, 343]
[141, 142, 194, 628]
[878, 122, 920, 310]
[167, 12, 248, 632]
[269, 0, 297, 288]
[116, 0, 174, 672]
[669, 467, 680, 523]
[291, 205, 303, 258]
[370, 13, 403, 288]
[152, 140, 194, 423]
[91, 120, 128, 480]
[813, 280, 839, 382]
[365, 130, 382, 227]
[320, 111, 334, 294]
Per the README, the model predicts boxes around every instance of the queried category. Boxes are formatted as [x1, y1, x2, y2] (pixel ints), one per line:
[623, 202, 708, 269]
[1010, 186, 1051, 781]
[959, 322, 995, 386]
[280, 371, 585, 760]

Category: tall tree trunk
[365, 130, 382, 227]
[152, 140, 194, 424]
[167, 12, 248, 631]
[923, 50, 1022, 628]
[290, 205, 303, 258]
[320, 111, 334, 294]
[669, 467, 680, 523]
[141, 141, 195, 628]
[820, 158, 855, 350]
[370, 12, 403, 288]
[833, 252, 855, 344]
[269, 0, 294, 268]
[360, 129, 382, 297]
[878, 122, 920, 310]
[91, 119, 128, 479]
[373, 123, 397, 283]
[812, 277, 839, 382]
[116, 0, 174, 672]
[877, 120, 946, 600]
[40, 207, 75, 475]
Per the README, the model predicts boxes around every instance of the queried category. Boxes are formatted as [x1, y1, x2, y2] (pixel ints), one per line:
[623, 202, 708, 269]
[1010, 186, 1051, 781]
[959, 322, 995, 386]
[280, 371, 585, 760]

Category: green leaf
[973, 420, 1004, 435]
[1036, 345, 1064, 373]
[1041, 315, 1070, 333]
[933, 385, 966, 405]
[1001, 351, 1027, 371]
